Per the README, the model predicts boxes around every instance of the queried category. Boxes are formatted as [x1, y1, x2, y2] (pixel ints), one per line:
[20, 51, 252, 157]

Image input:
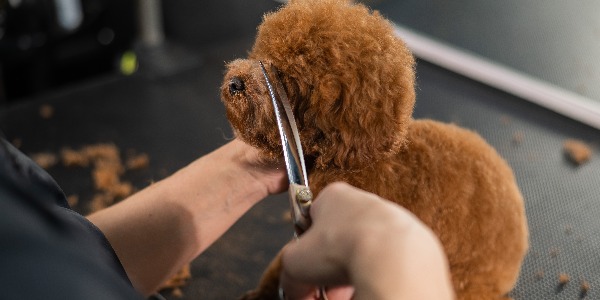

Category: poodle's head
[221, 0, 416, 170]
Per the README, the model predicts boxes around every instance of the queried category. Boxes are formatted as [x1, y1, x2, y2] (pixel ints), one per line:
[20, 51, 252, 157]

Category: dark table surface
[2, 10, 600, 300]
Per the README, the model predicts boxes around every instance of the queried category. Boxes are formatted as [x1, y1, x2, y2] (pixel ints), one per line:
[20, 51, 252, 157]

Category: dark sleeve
[0, 139, 144, 300]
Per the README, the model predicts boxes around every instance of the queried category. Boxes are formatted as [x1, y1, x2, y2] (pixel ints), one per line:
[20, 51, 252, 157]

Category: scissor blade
[259, 61, 309, 187]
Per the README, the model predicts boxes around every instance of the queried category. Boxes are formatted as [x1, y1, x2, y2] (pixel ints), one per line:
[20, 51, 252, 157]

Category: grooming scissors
[259, 61, 313, 237]
[259, 61, 328, 300]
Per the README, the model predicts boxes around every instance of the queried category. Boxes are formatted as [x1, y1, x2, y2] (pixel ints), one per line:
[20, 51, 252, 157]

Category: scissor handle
[289, 183, 313, 236]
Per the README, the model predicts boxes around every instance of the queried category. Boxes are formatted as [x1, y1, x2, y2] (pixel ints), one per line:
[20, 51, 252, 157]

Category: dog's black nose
[229, 76, 245, 95]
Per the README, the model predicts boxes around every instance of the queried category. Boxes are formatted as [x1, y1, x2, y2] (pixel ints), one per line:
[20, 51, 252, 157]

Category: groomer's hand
[230, 138, 288, 195]
[279, 182, 455, 300]
[88, 139, 287, 295]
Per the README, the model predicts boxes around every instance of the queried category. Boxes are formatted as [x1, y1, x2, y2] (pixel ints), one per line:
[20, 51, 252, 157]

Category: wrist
[155, 140, 273, 256]
[183, 140, 270, 207]
[228, 139, 287, 196]
[224, 139, 274, 203]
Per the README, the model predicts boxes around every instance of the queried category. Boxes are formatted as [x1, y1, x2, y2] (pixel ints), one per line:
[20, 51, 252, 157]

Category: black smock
[0, 138, 144, 299]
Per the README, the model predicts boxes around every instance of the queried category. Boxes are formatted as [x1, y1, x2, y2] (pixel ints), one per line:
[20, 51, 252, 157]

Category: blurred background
[0, 0, 279, 103]
[0, 0, 135, 102]
[0, 0, 599, 299]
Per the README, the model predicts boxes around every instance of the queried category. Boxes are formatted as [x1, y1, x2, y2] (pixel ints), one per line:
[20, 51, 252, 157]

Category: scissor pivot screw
[296, 188, 313, 204]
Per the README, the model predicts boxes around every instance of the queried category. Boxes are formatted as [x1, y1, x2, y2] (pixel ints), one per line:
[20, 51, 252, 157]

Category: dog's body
[312, 120, 527, 299]
[220, 1, 528, 299]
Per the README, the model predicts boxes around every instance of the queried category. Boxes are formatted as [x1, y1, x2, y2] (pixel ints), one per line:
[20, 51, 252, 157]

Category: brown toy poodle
[220, 0, 529, 299]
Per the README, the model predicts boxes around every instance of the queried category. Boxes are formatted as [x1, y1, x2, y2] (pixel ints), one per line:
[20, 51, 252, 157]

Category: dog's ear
[300, 63, 415, 170]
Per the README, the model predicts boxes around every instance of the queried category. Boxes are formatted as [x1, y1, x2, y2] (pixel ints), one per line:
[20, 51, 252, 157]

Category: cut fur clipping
[220, 1, 529, 299]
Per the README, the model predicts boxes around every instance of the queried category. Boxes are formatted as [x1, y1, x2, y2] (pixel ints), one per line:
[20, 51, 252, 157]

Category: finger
[309, 182, 362, 220]
[278, 282, 355, 300]
[279, 271, 317, 300]
[281, 236, 349, 286]
[324, 285, 354, 299]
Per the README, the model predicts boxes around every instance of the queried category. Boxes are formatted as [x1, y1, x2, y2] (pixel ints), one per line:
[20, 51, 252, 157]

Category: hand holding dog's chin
[229, 138, 288, 196]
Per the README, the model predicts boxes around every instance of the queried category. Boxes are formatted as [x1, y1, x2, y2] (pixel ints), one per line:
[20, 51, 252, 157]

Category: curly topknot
[250, 0, 416, 170]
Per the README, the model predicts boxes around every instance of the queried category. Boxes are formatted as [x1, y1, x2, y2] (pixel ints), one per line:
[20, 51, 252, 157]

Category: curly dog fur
[220, 0, 529, 299]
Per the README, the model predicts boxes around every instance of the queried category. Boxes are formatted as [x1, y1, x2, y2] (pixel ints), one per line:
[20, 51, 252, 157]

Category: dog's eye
[229, 76, 245, 95]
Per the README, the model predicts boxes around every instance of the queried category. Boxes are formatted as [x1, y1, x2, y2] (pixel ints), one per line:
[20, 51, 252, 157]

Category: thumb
[281, 231, 349, 285]
[280, 239, 354, 300]
[279, 241, 320, 300]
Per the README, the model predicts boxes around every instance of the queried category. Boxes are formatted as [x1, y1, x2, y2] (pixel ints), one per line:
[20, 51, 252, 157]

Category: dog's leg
[239, 252, 283, 300]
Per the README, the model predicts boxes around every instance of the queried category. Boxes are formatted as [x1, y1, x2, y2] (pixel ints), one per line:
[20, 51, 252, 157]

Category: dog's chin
[233, 127, 282, 160]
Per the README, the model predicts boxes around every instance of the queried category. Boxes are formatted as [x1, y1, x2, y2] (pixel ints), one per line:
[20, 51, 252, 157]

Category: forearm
[87, 140, 278, 295]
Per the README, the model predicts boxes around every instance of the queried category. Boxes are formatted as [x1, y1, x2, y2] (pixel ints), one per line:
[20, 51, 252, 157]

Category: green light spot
[120, 51, 138, 75]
